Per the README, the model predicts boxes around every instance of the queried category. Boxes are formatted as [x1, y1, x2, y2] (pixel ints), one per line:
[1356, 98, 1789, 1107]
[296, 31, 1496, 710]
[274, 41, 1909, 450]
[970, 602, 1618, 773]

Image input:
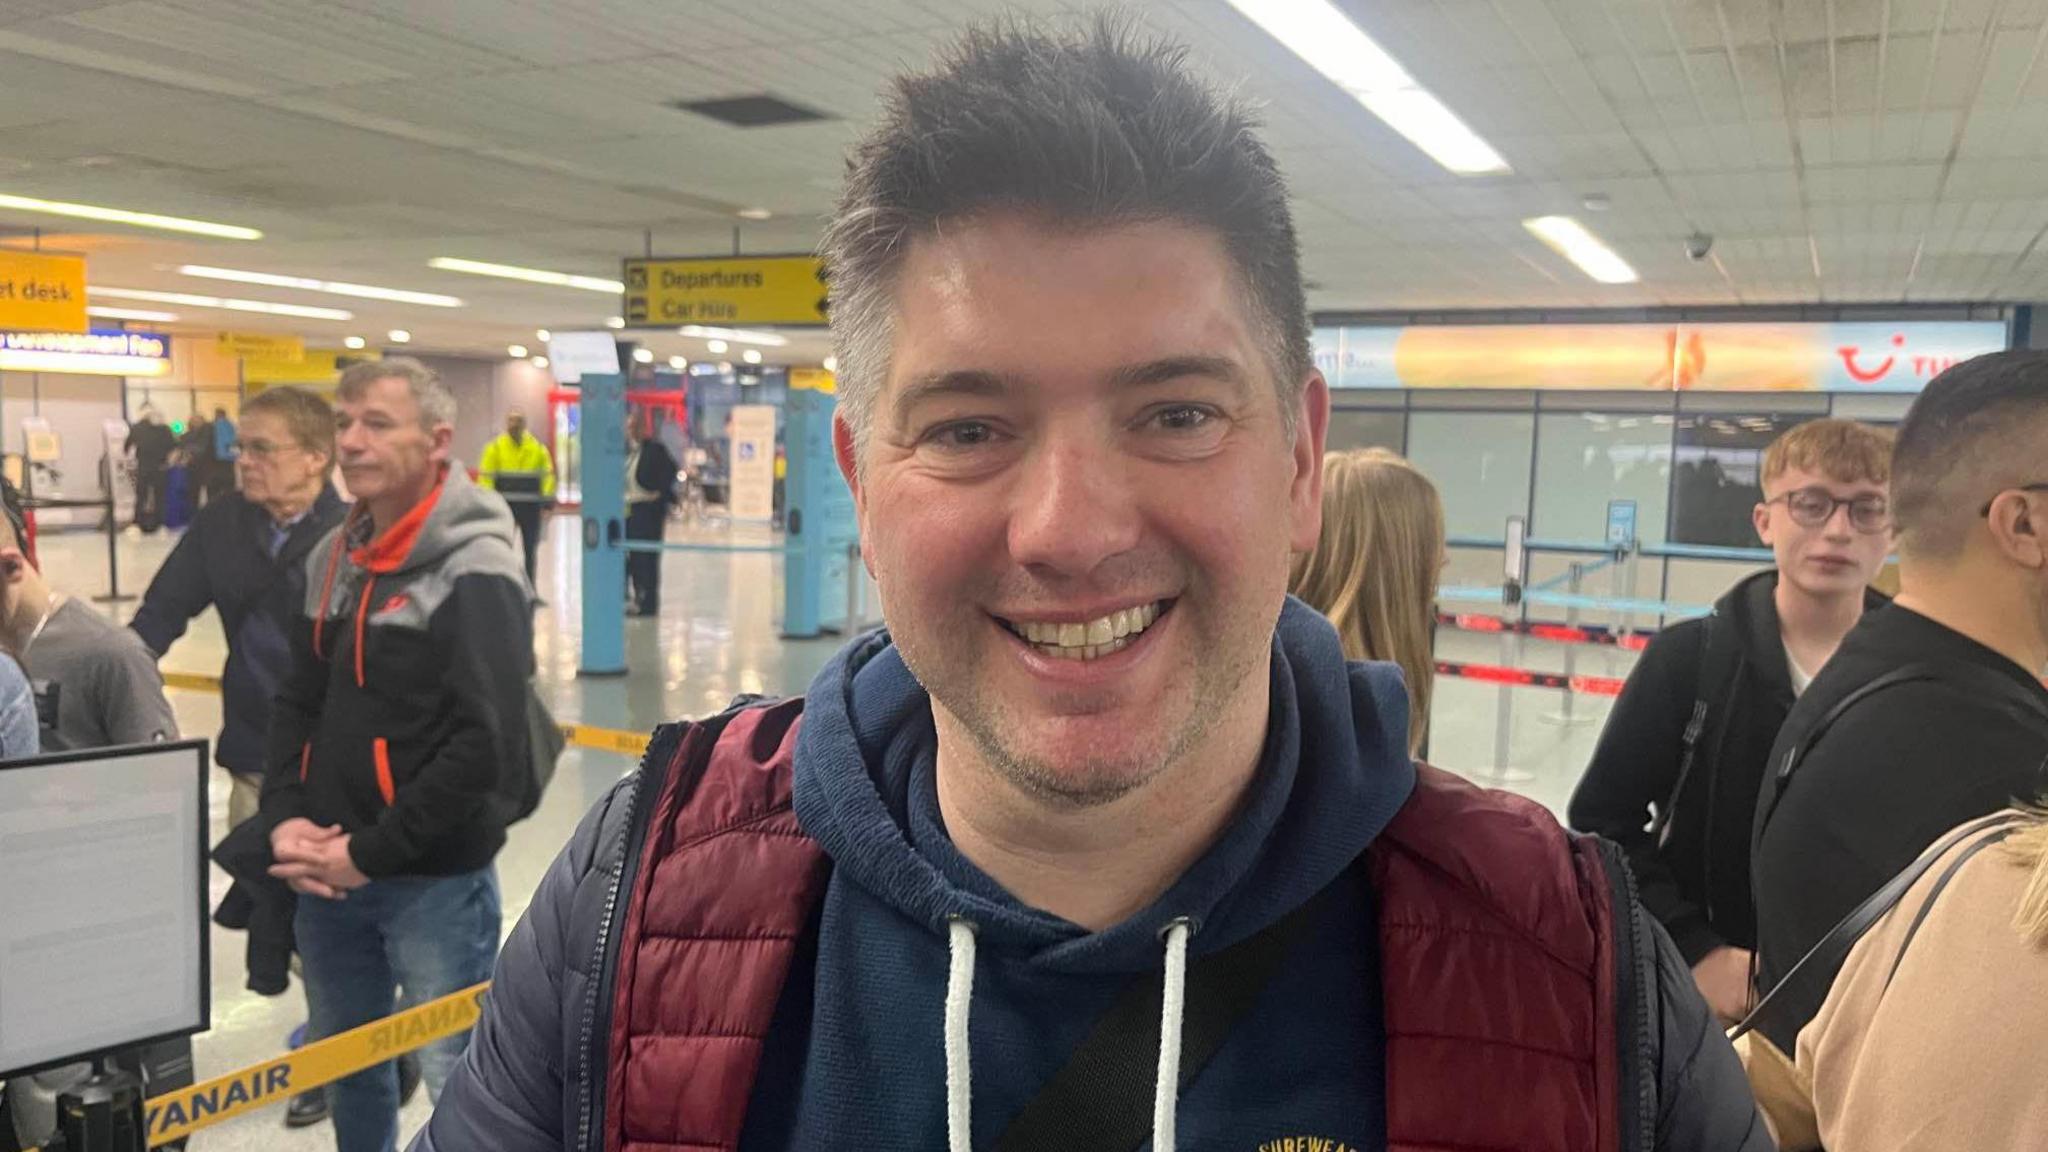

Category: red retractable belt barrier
[1437, 611, 1653, 652]
[1434, 659, 1627, 698]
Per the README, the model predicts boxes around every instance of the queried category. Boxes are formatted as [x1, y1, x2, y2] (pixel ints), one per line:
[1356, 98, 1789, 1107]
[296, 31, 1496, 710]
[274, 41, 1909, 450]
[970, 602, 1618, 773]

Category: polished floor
[28, 513, 1631, 1150]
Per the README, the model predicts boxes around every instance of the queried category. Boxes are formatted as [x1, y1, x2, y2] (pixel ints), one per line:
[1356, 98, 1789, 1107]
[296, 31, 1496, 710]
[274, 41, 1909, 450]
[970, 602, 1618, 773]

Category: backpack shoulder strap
[1731, 810, 2029, 1042]
[1755, 660, 2048, 846]
[1650, 611, 1737, 842]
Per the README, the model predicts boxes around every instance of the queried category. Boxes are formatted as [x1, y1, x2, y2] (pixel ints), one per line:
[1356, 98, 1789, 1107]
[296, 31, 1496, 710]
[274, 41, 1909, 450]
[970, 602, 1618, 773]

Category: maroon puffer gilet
[604, 701, 1621, 1152]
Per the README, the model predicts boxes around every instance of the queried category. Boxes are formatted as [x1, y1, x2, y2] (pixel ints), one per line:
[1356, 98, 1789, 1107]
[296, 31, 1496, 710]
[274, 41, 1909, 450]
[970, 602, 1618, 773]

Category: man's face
[839, 214, 1327, 806]
[236, 411, 325, 506]
[336, 377, 448, 505]
[1754, 466, 1892, 598]
[507, 413, 527, 441]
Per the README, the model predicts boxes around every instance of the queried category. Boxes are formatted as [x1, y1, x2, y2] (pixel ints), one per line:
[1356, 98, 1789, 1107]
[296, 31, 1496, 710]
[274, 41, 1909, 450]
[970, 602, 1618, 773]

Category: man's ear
[832, 413, 875, 578]
[1988, 490, 2048, 569]
[1289, 372, 1331, 554]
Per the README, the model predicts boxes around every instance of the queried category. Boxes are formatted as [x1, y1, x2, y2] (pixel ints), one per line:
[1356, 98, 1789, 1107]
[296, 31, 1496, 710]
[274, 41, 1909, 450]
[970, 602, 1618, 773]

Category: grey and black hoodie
[261, 464, 533, 878]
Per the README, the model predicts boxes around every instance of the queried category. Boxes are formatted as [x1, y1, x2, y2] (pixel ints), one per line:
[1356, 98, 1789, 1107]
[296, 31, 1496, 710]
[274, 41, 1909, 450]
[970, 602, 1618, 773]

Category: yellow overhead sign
[218, 331, 304, 362]
[0, 250, 86, 333]
[623, 255, 826, 326]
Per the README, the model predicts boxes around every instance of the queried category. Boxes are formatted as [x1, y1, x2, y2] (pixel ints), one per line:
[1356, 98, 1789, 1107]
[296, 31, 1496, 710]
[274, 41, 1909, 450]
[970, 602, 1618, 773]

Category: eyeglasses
[1767, 487, 1890, 534]
[239, 438, 299, 460]
[1981, 482, 2048, 517]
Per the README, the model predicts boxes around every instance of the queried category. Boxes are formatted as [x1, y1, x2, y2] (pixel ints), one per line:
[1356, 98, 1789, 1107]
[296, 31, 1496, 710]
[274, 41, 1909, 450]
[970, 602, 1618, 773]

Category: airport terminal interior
[3, 0, 2047, 1149]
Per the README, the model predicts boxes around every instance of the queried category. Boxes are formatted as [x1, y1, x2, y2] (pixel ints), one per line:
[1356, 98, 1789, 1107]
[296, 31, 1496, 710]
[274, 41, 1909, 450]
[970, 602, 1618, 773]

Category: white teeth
[1058, 622, 1087, 648]
[1086, 618, 1115, 646]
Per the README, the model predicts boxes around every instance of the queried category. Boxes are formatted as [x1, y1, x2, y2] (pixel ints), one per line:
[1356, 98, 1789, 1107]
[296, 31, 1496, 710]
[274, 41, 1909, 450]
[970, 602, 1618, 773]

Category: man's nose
[1006, 429, 1142, 577]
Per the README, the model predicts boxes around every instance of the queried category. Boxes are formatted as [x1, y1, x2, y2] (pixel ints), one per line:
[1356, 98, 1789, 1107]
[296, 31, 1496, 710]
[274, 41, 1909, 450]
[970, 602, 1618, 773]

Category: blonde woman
[1289, 449, 1444, 757]
[1786, 802, 2048, 1150]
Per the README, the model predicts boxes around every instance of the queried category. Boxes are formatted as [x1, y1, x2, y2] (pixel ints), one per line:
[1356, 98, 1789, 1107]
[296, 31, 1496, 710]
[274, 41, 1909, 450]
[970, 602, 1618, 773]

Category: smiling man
[418, 19, 1766, 1152]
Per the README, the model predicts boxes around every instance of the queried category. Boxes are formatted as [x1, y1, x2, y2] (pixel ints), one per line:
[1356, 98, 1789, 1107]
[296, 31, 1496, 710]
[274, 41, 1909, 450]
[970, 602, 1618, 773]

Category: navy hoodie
[740, 598, 1417, 1151]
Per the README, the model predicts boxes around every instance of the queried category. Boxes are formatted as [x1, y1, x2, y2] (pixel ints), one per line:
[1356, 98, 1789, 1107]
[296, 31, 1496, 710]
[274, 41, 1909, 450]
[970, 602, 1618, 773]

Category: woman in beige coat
[1797, 803, 2048, 1149]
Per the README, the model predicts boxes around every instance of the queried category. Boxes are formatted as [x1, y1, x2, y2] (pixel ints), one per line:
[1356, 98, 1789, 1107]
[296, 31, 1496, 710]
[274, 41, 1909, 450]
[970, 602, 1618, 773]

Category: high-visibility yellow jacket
[478, 433, 556, 497]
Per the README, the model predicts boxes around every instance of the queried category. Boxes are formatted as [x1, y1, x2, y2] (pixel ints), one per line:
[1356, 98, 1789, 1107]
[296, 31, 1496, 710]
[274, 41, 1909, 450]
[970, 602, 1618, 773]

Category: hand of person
[270, 829, 369, 900]
[269, 817, 340, 856]
[1691, 945, 1755, 1026]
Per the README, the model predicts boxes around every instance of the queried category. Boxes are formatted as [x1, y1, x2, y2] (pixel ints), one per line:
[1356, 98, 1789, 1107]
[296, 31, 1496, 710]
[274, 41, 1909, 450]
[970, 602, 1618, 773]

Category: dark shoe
[285, 1087, 329, 1128]
[398, 1052, 423, 1107]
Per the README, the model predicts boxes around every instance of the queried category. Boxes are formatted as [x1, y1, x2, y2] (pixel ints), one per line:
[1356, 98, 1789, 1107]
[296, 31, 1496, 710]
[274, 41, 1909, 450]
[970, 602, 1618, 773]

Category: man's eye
[1152, 406, 1214, 432]
[929, 421, 997, 449]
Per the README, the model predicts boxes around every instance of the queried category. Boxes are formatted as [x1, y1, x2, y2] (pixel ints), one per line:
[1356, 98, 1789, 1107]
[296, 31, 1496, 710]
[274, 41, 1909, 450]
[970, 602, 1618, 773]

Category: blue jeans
[295, 868, 500, 1152]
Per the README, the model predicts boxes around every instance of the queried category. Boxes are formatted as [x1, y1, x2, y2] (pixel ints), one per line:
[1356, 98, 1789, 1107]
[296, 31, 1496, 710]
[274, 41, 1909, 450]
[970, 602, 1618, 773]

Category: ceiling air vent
[670, 95, 829, 128]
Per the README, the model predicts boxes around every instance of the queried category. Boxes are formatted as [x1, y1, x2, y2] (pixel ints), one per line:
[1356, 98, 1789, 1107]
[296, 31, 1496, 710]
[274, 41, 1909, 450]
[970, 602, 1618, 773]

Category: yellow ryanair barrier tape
[143, 981, 490, 1146]
[561, 722, 653, 757]
[161, 670, 650, 758]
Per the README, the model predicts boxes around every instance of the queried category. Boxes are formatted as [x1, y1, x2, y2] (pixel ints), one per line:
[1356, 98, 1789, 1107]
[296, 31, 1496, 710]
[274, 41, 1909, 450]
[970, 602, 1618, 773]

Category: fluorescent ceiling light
[1223, 0, 1508, 176]
[507, 344, 529, 358]
[91, 286, 352, 320]
[668, 355, 687, 370]
[344, 336, 367, 349]
[737, 207, 773, 221]
[705, 339, 728, 354]
[742, 348, 763, 364]
[677, 324, 789, 347]
[536, 328, 551, 342]
[179, 265, 463, 308]
[532, 356, 549, 368]
[822, 355, 837, 373]
[604, 316, 626, 330]
[631, 347, 654, 364]
[387, 329, 411, 343]
[86, 306, 178, 322]
[0, 192, 262, 239]
[1522, 216, 1639, 284]
[427, 257, 623, 294]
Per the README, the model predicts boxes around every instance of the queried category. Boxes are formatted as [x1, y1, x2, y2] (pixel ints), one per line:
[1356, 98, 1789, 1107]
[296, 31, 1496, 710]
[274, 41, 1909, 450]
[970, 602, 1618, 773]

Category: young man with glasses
[1751, 352, 2048, 1054]
[1572, 418, 1895, 1025]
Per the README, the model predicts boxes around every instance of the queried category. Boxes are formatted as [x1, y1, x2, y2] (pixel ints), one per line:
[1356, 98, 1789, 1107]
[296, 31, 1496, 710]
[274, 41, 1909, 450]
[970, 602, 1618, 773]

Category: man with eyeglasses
[129, 387, 407, 1132]
[133, 387, 347, 833]
[1572, 418, 1895, 1026]
[1750, 350, 2048, 1056]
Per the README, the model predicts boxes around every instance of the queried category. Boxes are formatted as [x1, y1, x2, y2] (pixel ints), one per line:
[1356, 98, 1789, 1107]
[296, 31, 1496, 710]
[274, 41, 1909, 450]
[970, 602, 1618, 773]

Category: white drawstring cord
[1153, 918, 1193, 1152]
[945, 917, 978, 1152]
[942, 915, 1193, 1152]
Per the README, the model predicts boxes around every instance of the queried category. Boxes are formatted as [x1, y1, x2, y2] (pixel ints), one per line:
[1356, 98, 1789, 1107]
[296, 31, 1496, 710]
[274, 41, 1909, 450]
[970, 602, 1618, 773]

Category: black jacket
[124, 420, 176, 471]
[1569, 571, 1889, 965]
[1750, 603, 2048, 1051]
[263, 468, 533, 878]
[131, 488, 346, 776]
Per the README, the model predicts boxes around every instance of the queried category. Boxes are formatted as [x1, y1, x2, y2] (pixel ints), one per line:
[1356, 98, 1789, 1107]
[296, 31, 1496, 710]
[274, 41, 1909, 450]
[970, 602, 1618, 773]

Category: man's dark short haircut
[821, 14, 1313, 453]
[242, 386, 337, 465]
[1892, 349, 2048, 558]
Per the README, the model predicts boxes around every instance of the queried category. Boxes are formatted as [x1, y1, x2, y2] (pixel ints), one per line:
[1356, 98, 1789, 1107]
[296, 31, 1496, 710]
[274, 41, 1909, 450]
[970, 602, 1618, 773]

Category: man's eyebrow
[890, 355, 1250, 423]
[891, 370, 1014, 421]
[1106, 354, 1250, 394]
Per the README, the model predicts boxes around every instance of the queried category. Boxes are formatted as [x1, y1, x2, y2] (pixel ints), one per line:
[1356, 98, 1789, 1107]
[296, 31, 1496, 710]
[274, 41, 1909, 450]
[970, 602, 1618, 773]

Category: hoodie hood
[349, 463, 521, 577]
[1712, 569, 1891, 697]
[792, 596, 1416, 975]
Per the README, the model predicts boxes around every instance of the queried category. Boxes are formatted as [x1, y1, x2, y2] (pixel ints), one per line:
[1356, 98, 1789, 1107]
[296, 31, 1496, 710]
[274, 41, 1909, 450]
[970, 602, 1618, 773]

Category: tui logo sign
[1835, 331, 1975, 386]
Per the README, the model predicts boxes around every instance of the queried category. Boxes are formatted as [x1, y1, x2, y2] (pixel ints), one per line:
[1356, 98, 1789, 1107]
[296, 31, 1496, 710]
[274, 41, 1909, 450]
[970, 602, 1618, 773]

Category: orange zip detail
[299, 742, 311, 784]
[372, 737, 395, 806]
